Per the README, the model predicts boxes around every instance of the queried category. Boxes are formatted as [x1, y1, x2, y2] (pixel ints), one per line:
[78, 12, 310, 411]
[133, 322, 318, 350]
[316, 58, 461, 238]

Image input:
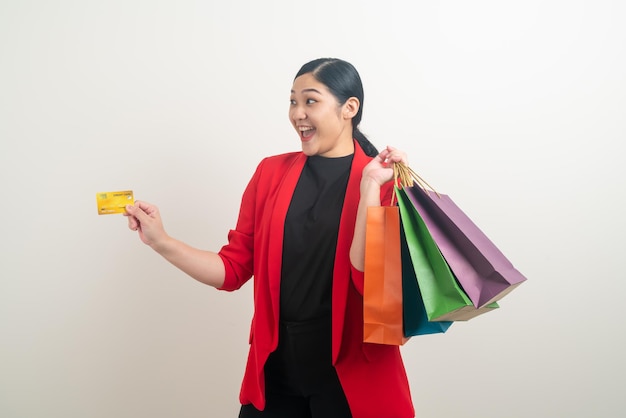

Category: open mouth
[299, 126, 316, 140]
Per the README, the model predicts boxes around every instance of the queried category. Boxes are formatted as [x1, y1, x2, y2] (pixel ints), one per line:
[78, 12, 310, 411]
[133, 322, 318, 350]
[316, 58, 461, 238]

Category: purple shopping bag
[403, 179, 527, 309]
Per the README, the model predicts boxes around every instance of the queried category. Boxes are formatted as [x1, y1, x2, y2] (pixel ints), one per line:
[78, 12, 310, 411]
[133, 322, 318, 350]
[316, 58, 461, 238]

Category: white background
[1, 1, 624, 417]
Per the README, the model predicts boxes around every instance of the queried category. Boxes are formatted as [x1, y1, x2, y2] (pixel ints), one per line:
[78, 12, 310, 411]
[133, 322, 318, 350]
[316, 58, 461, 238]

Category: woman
[125, 58, 415, 418]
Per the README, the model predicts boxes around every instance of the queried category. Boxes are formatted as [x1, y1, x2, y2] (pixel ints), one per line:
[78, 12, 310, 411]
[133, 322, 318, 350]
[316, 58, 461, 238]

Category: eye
[289, 99, 296, 105]
[306, 98, 317, 105]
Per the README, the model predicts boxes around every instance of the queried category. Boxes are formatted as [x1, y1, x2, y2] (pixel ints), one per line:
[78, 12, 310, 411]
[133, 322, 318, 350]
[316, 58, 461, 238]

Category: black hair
[295, 58, 379, 157]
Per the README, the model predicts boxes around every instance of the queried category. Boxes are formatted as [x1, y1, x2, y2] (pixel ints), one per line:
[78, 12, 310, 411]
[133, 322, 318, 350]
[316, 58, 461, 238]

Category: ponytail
[353, 128, 378, 157]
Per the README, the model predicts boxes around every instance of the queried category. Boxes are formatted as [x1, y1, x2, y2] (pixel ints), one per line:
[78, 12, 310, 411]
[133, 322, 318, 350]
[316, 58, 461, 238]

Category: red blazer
[218, 142, 415, 418]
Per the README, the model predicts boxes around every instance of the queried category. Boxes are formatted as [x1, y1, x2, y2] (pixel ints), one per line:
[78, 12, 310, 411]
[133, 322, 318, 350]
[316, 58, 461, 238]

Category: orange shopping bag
[363, 205, 408, 345]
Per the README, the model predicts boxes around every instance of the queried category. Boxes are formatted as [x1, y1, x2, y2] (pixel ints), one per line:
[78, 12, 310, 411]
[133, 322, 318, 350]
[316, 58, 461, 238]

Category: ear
[342, 97, 360, 120]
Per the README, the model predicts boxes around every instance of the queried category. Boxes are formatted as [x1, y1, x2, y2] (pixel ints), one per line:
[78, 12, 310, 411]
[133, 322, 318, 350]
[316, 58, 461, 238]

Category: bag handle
[393, 162, 441, 198]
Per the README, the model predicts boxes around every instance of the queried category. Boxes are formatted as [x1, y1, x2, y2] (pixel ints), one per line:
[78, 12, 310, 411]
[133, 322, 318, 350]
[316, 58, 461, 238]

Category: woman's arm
[350, 146, 408, 271]
[125, 201, 226, 288]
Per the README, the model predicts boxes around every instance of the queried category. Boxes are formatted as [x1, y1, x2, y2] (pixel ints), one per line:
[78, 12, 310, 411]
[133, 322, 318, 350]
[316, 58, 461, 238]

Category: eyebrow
[290, 88, 322, 94]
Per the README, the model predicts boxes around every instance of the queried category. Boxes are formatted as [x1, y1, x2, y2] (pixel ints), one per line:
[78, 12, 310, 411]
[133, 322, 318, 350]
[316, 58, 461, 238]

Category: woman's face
[289, 73, 357, 158]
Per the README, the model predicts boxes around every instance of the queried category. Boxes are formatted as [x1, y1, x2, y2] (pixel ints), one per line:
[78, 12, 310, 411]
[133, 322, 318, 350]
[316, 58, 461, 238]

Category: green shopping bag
[400, 218, 453, 335]
[396, 186, 498, 321]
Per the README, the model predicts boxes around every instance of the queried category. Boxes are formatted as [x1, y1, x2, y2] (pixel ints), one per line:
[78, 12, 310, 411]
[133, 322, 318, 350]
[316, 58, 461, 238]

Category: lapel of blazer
[331, 142, 370, 363]
[266, 152, 307, 349]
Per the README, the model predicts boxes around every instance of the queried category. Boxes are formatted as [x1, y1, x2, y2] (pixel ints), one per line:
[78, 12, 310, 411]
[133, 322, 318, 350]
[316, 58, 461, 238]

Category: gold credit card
[96, 190, 134, 215]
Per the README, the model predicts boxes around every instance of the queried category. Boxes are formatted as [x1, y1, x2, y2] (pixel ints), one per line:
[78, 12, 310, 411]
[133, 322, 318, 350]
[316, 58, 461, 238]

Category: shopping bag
[397, 185, 499, 321]
[363, 205, 408, 345]
[400, 218, 453, 336]
[400, 164, 527, 308]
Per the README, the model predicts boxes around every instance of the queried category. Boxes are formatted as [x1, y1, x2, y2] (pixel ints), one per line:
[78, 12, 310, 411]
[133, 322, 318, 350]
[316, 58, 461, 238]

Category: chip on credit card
[96, 190, 134, 215]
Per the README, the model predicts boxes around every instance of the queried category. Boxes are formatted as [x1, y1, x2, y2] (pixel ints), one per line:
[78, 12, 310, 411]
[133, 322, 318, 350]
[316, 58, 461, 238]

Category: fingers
[125, 200, 156, 231]
[132, 200, 156, 215]
[382, 145, 408, 165]
[126, 209, 139, 231]
[124, 205, 139, 231]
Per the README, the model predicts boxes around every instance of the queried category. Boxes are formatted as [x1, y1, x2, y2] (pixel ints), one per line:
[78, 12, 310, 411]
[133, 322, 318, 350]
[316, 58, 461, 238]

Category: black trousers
[238, 316, 352, 418]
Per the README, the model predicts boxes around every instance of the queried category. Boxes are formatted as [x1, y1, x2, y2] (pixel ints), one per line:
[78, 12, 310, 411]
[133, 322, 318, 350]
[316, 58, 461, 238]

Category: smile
[298, 126, 316, 140]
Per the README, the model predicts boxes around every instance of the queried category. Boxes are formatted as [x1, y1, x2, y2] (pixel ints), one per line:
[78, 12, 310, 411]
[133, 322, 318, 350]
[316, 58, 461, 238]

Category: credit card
[96, 190, 134, 215]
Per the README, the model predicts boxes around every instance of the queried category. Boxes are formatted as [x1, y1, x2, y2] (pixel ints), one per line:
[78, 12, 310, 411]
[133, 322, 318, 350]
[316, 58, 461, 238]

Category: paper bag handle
[393, 162, 441, 198]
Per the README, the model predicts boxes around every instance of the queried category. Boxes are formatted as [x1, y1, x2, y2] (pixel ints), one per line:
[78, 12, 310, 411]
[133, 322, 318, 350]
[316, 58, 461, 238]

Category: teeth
[299, 126, 314, 131]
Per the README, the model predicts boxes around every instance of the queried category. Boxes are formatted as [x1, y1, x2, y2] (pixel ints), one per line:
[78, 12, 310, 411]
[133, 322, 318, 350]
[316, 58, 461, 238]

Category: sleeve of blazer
[217, 161, 263, 291]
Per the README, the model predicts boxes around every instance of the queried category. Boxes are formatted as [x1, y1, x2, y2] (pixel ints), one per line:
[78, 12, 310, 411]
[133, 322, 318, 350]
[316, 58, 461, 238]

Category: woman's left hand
[361, 145, 408, 187]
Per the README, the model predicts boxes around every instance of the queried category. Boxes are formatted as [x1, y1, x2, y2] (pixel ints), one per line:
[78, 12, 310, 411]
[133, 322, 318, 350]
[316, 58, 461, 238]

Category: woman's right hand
[124, 201, 169, 248]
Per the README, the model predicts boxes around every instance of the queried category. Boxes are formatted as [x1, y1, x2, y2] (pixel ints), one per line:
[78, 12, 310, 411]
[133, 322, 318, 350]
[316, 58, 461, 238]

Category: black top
[280, 154, 354, 322]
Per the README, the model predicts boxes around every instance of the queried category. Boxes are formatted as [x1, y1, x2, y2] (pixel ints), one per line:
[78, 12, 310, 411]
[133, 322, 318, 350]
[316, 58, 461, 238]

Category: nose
[290, 104, 306, 121]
